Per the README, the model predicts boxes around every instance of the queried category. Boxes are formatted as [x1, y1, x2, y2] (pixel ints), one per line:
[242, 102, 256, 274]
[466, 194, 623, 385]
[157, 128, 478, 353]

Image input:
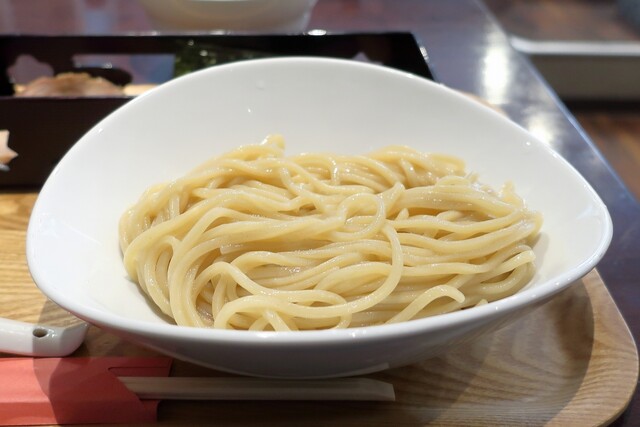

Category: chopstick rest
[0, 317, 88, 357]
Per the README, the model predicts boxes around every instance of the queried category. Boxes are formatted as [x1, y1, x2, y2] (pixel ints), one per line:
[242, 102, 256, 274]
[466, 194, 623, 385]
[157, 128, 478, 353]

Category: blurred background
[485, 0, 640, 200]
[0, 0, 638, 200]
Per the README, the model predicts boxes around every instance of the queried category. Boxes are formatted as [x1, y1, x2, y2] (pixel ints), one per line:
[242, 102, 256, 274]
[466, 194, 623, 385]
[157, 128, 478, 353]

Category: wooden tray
[1, 192, 638, 426]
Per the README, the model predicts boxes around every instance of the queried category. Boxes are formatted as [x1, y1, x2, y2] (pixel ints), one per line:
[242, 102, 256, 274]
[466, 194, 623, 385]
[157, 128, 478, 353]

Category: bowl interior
[27, 57, 612, 336]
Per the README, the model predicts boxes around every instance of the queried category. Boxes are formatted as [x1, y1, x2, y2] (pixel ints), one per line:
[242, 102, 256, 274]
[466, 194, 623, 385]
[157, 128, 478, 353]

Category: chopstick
[119, 376, 396, 402]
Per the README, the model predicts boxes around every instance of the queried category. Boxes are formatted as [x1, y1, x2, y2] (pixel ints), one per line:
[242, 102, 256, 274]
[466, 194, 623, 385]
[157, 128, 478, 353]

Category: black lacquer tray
[0, 32, 432, 187]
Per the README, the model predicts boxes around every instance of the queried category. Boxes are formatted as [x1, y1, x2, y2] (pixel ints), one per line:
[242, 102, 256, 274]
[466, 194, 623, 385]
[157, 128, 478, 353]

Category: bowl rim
[26, 56, 614, 345]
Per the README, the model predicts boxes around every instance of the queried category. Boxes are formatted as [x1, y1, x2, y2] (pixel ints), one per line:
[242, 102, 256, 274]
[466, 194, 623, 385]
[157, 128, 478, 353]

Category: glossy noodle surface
[119, 136, 542, 331]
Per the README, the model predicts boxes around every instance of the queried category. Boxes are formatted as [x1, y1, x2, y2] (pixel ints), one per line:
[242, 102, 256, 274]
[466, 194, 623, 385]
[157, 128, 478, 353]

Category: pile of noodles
[119, 135, 542, 331]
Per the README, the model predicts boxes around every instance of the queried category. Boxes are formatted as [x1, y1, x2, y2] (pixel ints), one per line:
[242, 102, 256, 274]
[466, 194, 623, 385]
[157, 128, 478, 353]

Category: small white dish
[138, 0, 318, 32]
[27, 57, 612, 378]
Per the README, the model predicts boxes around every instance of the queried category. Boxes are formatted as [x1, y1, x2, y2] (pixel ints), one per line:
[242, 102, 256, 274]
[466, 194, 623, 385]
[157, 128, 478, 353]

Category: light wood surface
[0, 191, 637, 426]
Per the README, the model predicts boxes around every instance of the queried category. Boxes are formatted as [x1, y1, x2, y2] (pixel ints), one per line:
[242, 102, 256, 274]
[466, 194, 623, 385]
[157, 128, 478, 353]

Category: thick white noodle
[119, 135, 542, 330]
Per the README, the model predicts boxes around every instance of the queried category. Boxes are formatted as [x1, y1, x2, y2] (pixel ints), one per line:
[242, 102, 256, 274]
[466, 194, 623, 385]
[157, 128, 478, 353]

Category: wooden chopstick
[119, 376, 396, 401]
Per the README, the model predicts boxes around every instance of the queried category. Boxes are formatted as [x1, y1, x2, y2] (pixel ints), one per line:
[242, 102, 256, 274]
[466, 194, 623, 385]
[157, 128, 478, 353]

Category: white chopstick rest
[0, 317, 88, 356]
[119, 376, 396, 402]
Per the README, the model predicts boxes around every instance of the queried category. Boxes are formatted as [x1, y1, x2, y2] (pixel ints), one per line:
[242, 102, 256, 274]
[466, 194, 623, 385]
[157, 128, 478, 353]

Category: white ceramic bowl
[138, 0, 317, 32]
[27, 57, 612, 378]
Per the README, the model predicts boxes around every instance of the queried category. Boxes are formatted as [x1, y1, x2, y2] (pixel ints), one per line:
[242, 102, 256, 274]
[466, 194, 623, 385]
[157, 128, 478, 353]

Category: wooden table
[1, 1, 639, 425]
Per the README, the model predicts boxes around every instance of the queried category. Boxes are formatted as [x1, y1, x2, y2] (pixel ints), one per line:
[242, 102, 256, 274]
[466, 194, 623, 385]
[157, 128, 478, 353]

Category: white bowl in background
[26, 57, 612, 378]
[138, 0, 318, 32]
